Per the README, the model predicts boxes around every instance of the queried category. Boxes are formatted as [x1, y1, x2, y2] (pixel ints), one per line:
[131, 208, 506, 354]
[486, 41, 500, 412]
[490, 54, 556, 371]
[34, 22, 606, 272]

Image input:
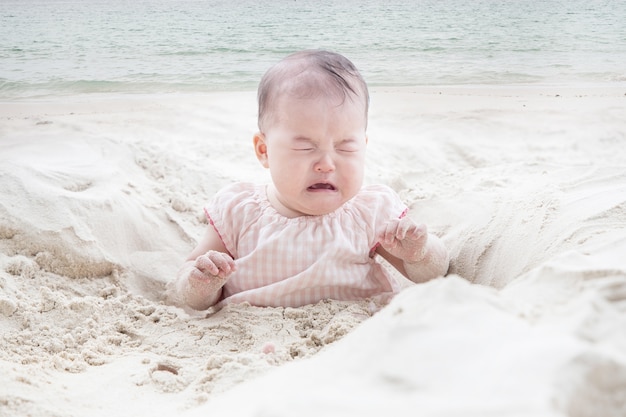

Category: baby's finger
[195, 255, 219, 276]
[188, 268, 227, 295]
[189, 266, 214, 282]
[405, 222, 427, 240]
[382, 220, 400, 246]
[396, 219, 414, 240]
[210, 253, 236, 278]
[391, 217, 417, 242]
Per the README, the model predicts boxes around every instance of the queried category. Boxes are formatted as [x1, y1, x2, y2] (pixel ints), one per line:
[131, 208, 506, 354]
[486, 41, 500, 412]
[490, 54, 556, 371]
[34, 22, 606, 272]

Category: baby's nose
[314, 153, 335, 172]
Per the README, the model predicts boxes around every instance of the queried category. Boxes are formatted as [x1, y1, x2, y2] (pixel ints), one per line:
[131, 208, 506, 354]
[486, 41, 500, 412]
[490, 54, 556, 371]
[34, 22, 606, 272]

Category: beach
[1, 86, 625, 416]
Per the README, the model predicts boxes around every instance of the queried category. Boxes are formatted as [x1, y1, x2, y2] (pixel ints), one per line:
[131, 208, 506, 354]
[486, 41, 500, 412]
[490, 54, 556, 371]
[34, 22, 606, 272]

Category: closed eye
[337, 145, 360, 153]
[336, 139, 361, 153]
[292, 137, 316, 151]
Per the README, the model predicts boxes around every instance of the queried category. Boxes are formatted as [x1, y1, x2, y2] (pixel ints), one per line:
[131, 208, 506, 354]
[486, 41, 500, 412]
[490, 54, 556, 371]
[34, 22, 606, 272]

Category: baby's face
[255, 93, 368, 217]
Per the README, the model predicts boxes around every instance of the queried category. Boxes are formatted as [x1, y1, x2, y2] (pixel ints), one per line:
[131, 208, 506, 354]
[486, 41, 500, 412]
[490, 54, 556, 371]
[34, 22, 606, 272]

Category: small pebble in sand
[262, 342, 275, 354]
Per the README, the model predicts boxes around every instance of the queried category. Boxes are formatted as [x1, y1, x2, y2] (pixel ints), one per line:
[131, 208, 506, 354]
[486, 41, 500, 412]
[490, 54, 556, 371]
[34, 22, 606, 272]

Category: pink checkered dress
[207, 183, 407, 307]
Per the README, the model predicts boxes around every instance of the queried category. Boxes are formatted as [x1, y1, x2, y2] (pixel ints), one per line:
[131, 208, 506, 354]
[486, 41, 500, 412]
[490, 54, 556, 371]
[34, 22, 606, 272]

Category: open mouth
[307, 183, 336, 191]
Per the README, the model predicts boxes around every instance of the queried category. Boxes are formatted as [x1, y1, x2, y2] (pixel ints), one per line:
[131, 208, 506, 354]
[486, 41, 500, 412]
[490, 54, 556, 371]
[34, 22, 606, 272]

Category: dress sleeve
[204, 183, 259, 258]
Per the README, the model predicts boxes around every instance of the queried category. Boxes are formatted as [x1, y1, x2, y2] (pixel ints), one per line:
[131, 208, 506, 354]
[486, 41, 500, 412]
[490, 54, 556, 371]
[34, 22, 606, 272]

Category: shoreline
[1, 84, 625, 123]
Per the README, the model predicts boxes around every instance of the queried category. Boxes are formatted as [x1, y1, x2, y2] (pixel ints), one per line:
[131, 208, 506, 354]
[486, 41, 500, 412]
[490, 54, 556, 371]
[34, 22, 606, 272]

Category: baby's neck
[265, 185, 306, 218]
[265, 184, 308, 219]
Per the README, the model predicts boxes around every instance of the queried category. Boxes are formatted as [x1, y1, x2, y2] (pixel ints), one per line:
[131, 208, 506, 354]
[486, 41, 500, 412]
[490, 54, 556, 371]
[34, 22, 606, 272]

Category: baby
[172, 50, 449, 310]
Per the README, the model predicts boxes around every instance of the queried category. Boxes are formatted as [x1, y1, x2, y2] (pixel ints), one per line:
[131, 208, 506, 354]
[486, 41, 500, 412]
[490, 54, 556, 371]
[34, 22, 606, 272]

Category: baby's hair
[257, 50, 370, 131]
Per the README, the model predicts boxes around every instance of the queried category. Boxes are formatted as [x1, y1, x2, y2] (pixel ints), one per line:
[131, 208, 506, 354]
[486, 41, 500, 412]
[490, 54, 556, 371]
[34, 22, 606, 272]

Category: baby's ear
[253, 133, 269, 168]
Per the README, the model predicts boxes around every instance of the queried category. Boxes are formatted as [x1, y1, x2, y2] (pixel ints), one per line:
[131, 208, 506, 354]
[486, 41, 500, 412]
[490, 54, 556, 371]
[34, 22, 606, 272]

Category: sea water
[1, 0, 625, 98]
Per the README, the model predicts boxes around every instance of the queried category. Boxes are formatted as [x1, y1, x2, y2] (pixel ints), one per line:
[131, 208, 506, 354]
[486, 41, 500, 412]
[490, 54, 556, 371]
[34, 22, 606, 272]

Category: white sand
[1, 86, 625, 416]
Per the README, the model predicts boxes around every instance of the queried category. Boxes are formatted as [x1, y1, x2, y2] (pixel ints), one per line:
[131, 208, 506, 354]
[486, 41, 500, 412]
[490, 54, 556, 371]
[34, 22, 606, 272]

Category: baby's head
[257, 50, 369, 132]
[254, 50, 371, 217]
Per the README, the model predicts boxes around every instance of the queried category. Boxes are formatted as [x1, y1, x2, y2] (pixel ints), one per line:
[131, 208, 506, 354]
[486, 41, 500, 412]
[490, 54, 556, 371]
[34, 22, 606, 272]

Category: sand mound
[1, 88, 625, 416]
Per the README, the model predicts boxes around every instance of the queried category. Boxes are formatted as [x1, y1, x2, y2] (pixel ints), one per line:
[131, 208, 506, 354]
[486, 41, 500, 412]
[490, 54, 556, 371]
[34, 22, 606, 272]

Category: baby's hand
[188, 250, 236, 294]
[380, 217, 428, 263]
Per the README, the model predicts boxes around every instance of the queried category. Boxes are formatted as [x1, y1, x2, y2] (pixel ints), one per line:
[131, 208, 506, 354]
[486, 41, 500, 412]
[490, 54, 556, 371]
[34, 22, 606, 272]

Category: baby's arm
[173, 225, 236, 310]
[377, 216, 449, 283]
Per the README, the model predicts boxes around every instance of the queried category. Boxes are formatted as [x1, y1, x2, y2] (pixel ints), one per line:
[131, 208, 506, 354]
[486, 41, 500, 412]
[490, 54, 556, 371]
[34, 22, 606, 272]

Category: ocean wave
[1, 0, 625, 97]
